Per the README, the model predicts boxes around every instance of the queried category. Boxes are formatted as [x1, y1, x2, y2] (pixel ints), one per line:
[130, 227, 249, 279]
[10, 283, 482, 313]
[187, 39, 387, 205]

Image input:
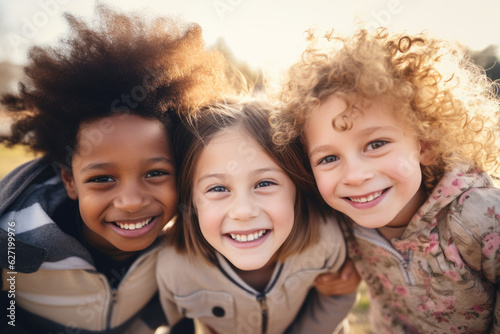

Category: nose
[228, 191, 259, 221]
[342, 156, 374, 186]
[113, 181, 150, 213]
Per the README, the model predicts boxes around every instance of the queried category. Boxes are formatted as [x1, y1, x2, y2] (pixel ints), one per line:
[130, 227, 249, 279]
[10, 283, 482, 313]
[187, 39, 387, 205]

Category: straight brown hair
[168, 99, 325, 264]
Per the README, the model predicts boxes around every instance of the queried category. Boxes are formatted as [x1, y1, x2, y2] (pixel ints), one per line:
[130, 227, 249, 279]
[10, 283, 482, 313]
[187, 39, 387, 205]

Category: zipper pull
[257, 294, 268, 334]
[107, 289, 118, 329]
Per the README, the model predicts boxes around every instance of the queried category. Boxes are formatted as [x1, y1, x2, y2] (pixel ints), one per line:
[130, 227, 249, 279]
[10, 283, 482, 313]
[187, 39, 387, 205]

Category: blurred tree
[0, 61, 23, 113]
[213, 38, 264, 94]
[0, 61, 23, 97]
[470, 45, 500, 95]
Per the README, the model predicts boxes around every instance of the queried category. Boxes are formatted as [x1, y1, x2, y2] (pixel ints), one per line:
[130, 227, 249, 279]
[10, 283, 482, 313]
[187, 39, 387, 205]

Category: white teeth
[229, 229, 267, 242]
[116, 217, 153, 230]
[350, 191, 382, 203]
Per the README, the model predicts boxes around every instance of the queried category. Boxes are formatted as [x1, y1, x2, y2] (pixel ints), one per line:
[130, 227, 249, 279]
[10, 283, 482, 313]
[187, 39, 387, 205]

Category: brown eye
[318, 155, 338, 165]
[366, 140, 388, 151]
[87, 176, 114, 183]
[146, 170, 168, 178]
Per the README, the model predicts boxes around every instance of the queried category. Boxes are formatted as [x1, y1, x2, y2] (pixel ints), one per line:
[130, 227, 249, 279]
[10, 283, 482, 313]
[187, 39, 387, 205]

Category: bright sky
[0, 0, 499, 78]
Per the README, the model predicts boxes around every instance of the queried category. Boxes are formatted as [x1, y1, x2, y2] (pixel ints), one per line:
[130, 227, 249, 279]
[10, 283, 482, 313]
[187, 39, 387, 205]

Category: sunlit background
[0, 2, 498, 331]
[0, 0, 499, 84]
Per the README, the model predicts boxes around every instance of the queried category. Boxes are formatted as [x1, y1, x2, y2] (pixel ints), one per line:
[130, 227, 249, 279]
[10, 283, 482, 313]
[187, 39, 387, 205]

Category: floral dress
[346, 165, 500, 333]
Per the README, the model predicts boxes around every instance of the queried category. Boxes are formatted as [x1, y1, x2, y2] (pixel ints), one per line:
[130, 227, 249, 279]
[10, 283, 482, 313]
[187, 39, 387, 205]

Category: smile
[114, 217, 153, 230]
[348, 190, 384, 203]
[228, 229, 268, 242]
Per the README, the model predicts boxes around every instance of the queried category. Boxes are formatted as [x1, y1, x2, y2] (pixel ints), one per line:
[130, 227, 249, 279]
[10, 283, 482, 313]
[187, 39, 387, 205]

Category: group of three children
[1, 4, 499, 334]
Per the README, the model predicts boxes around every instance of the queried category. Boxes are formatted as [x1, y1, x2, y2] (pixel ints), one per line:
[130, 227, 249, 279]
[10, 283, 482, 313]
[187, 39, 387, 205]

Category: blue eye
[88, 176, 114, 183]
[208, 186, 228, 192]
[366, 140, 388, 151]
[318, 155, 339, 165]
[256, 180, 275, 188]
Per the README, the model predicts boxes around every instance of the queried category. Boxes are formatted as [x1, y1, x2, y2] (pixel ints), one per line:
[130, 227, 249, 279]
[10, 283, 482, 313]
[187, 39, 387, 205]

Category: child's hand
[314, 259, 361, 296]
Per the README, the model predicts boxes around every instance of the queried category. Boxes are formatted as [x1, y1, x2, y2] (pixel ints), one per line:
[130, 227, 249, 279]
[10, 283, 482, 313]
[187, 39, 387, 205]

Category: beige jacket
[2, 246, 161, 333]
[157, 217, 356, 334]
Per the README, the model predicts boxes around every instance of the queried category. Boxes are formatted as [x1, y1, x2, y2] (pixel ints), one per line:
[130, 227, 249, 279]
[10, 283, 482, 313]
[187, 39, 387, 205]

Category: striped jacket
[0, 158, 164, 333]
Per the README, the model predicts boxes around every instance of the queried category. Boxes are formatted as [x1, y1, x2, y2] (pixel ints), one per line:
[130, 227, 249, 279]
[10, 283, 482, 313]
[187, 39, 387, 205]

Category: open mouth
[227, 229, 269, 243]
[114, 217, 154, 230]
[347, 188, 389, 203]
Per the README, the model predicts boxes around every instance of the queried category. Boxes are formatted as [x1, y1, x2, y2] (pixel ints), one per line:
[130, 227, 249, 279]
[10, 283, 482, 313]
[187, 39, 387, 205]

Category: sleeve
[156, 248, 184, 327]
[476, 191, 500, 333]
[451, 186, 500, 332]
[285, 289, 357, 334]
[135, 293, 167, 332]
[286, 216, 358, 334]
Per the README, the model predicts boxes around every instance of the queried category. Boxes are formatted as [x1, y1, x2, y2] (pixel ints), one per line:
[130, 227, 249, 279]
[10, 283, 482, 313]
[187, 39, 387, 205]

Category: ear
[60, 169, 78, 200]
[419, 141, 434, 166]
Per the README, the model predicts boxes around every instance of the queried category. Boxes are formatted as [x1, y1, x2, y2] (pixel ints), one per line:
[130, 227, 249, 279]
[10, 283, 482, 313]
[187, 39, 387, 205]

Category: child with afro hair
[0, 4, 229, 333]
[272, 28, 500, 333]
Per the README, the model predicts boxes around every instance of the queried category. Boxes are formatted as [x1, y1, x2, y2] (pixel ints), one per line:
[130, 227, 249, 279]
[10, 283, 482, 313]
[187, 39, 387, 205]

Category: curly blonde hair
[272, 28, 500, 190]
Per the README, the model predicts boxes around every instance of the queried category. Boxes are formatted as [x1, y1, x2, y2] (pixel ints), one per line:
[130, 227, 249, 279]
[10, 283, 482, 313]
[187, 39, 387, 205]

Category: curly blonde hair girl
[272, 28, 500, 190]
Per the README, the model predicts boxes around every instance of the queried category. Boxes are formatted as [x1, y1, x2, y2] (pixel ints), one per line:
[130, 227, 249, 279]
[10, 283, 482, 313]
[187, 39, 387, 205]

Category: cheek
[77, 193, 100, 218]
[197, 211, 222, 242]
[193, 197, 221, 238]
[162, 185, 179, 209]
[385, 150, 423, 182]
[77, 198, 100, 230]
[313, 171, 335, 198]
[273, 194, 296, 233]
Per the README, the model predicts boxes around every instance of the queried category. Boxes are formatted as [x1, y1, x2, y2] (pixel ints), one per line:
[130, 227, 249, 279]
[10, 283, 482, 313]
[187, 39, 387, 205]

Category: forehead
[78, 114, 167, 137]
[200, 128, 262, 161]
[74, 114, 171, 160]
[194, 127, 277, 176]
[305, 95, 403, 130]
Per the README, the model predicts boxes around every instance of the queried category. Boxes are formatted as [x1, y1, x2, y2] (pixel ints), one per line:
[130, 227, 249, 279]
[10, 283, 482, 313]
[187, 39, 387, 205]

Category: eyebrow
[79, 156, 174, 174]
[308, 125, 398, 158]
[149, 157, 175, 165]
[308, 145, 332, 159]
[359, 126, 398, 137]
[196, 167, 285, 184]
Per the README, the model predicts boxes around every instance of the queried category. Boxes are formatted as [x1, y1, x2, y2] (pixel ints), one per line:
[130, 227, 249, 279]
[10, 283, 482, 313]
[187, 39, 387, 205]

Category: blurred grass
[0, 143, 372, 333]
[349, 282, 371, 334]
[0, 143, 38, 178]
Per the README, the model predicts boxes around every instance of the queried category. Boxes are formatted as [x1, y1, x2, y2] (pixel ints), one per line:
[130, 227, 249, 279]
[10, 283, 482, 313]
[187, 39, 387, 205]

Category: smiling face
[305, 95, 431, 229]
[192, 127, 296, 271]
[61, 114, 177, 260]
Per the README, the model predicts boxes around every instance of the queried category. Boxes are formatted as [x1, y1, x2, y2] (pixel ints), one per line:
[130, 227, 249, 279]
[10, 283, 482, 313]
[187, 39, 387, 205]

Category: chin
[232, 259, 268, 271]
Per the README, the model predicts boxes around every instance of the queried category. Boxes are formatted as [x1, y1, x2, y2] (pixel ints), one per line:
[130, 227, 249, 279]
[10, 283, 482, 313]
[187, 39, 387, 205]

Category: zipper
[216, 260, 284, 333]
[374, 239, 414, 285]
[257, 294, 268, 334]
[102, 248, 154, 329]
[97, 274, 117, 331]
[353, 225, 415, 285]
[106, 289, 118, 330]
